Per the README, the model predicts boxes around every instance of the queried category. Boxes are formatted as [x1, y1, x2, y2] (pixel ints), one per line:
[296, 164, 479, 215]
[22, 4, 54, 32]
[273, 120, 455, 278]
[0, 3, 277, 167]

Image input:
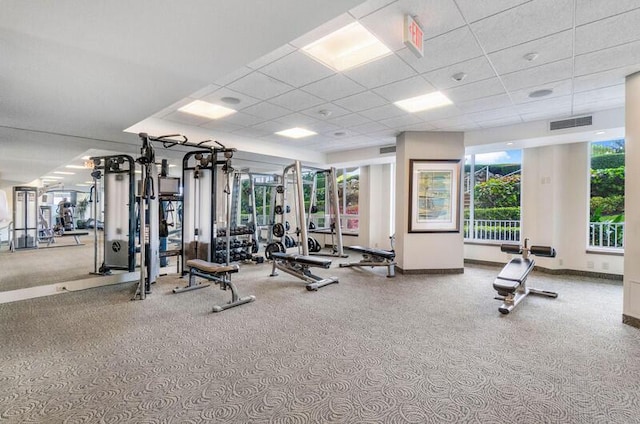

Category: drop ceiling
[1, 0, 639, 189]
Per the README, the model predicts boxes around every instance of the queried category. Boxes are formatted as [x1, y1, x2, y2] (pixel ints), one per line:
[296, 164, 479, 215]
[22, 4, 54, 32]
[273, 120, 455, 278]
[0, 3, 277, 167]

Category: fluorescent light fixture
[81, 155, 91, 160]
[84, 181, 94, 184]
[42, 176, 63, 180]
[178, 100, 237, 120]
[134, 170, 142, 174]
[302, 22, 391, 72]
[394, 91, 453, 113]
[169, 164, 177, 168]
[76, 184, 90, 187]
[65, 165, 87, 169]
[275, 127, 317, 139]
[54, 171, 75, 175]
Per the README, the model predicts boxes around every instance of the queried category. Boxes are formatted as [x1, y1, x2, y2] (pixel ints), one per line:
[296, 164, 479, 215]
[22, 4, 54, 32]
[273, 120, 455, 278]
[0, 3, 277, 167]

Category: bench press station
[174, 259, 255, 312]
[270, 252, 338, 291]
[493, 238, 558, 315]
[339, 245, 396, 277]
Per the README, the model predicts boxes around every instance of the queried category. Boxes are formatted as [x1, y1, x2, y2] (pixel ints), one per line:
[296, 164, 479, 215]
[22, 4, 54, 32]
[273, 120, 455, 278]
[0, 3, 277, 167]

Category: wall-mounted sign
[404, 15, 424, 58]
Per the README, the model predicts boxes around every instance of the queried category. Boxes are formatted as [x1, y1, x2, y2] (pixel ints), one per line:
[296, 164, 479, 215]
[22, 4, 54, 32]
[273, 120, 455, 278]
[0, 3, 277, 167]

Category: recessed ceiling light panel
[65, 165, 87, 169]
[178, 100, 237, 119]
[302, 22, 391, 72]
[394, 91, 453, 113]
[275, 127, 317, 139]
[528, 89, 553, 98]
[53, 171, 75, 175]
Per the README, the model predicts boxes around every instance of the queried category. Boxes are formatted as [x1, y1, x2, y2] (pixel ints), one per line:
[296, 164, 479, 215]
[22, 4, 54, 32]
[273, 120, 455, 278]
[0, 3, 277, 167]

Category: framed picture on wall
[408, 159, 461, 233]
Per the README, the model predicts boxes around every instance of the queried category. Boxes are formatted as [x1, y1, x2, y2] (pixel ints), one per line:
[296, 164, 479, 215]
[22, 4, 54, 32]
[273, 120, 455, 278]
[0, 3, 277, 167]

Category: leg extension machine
[175, 259, 255, 312]
[339, 245, 396, 277]
[270, 252, 338, 291]
[493, 239, 558, 315]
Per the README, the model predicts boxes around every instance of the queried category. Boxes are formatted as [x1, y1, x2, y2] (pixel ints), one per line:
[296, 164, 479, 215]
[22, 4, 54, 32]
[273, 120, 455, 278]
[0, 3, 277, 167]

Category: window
[589, 139, 625, 249]
[464, 150, 522, 242]
[337, 167, 359, 231]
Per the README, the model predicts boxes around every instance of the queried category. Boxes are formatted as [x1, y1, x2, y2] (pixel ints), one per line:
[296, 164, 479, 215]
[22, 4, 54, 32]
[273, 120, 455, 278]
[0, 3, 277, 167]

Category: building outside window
[589, 139, 625, 250]
[337, 167, 359, 231]
[464, 150, 522, 242]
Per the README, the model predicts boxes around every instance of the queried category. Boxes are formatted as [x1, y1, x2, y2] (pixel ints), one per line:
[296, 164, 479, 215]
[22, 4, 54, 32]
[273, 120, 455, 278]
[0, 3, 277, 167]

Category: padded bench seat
[271, 252, 331, 269]
[345, 245, 395, 260]
[493, 258, 534, 293]
[186, 259, 238, 274]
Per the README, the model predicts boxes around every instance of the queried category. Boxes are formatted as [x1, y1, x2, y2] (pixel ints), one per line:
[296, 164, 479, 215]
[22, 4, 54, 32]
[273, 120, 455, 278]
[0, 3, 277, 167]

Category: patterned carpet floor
[1, 260, 639, 423]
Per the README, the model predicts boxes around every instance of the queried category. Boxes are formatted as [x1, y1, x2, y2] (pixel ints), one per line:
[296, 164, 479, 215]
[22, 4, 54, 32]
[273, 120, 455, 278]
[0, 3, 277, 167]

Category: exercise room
[2, 1, 640, 422]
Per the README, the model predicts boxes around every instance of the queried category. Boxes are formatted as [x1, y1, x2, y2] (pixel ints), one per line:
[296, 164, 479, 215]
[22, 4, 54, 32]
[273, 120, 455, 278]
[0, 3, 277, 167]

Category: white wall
[624, 72, 640, 321]
[395, 132, 465, 271]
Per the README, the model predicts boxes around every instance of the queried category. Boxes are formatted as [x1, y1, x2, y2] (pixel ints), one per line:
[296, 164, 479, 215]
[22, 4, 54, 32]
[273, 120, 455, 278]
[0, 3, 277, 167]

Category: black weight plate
[310, 205, 318, 213]
[285, 205, 291, 213]
[313, 238, 321, 252]
[308, 222, 316, 230]
[276, 185, 284, 194]
[273, 223, 285, 237]
[274, 205, 283, 215]
[307, 237, 315, 252]
[284, 235, 294, 248]
[265, 243, 279, 260]
[276, 241, 286, 253]
[285, 221, 290, 232]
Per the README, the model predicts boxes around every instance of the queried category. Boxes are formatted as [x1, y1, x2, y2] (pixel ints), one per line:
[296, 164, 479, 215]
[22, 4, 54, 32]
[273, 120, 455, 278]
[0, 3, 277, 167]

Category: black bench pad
[271, 252, 331, 268]
[186, 259, 239, 274]
[345, 245, 395, 260]
[62, 231, 90, 236]
[493, 258, 534, 292]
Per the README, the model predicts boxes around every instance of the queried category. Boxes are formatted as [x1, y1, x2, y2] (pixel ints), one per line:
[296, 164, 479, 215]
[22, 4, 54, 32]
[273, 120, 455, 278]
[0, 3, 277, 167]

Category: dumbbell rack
[213, 225, 259, 264]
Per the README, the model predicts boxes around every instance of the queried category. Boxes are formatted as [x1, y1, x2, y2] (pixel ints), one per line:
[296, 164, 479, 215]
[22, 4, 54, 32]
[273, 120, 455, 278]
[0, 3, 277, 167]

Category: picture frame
[408, 159, 461, 233]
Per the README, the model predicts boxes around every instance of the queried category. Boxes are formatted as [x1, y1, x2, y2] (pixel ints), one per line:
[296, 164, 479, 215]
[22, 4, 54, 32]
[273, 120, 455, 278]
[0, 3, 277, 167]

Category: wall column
[623, 72, 640, 328]
[394, 131, 465, 273]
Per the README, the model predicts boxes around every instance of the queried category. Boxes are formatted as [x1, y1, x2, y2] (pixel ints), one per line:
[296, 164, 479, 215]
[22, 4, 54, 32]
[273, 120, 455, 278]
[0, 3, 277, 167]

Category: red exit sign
[404, 15, 424, 58]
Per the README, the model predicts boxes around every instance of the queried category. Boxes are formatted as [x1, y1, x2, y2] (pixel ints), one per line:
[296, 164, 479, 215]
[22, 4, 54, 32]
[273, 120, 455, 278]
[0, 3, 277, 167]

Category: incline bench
[339, 245, 396, 277]
[493, 239, 558, 314]
[174, 259, 255, 312]
[270, 252, 338, 291]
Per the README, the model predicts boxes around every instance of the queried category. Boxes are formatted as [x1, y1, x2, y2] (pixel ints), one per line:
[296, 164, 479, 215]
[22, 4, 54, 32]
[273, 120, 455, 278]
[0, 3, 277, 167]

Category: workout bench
[174, 259, 255, 312]
[339, 245, 396, 277]
[43, 230, 89, 247]
[493, 238, 558, 315]
[270, 252, 338, 291]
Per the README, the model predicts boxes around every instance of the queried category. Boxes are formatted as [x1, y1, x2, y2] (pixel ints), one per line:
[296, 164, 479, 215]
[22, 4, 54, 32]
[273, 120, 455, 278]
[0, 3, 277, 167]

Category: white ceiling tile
[246, 44, 297, 70]
[359, 0, 465, 51]
[289, 13, 355, 48]
[251, 120, 288, 134]
[274, 113, 320, 128]
[510, 79, 573, 104]
[576, 8, 640, 55]
[230, 127, 272, 138]
[333, 91, 389, 112]
[501, 59, 573, 92]
[368, 127, 403, 138]
[227, 71, 292, 100]
[343, 54, 417, 89]
[190, 84, 220, 99]
[443, 77, 506, 103]
[358, 103, 406, 121]
[573, 98, 625, 115]
[455, 0, 530, 23]
[487, 30, 573, 75]
[268, 89, 325, 111]
[305, 120, 341, 134]
[466, 107, 521, 122]
[415, 104, 464, 121]
[573, 84, 626, 104]
[372, 76, 435, 102]
[457, 94, 513, 113]
[349, 0, 397, 19]
[423, 56, 496, 90]
[222, 112, 265, 127]
[300, 103, 352, 120]
[575, 40, 640, 76]
[301, 74, 366, 101]
[514, 95, 572, 115]
[520, 108, 573, 122]
[349, 121, 391, 134]
[379, 113, 424, 129]
[397, 27, 483, 73]
[200, 120, 242, 133]
[327, 113, 373, 128]
[576, 0, 640, 25]
[162, 111, 212, 126]
[200, 87, 261, 111]
[477, 116, 524, 129]
[242, 101, 291, 120]
[213, 66, 253, 86]
[260, 51, 335, 87]
[470, 0, 573, 53]
[401, 122, 438, 132]
[574, 66, 638, 92]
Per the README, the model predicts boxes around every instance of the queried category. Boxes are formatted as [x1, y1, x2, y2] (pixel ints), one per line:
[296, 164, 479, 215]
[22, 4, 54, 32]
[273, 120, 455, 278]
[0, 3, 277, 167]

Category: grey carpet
[1, 261, 639, 423]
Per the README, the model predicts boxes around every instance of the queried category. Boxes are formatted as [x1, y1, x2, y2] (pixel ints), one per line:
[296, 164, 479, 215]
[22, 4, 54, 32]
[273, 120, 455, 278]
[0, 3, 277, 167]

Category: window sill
[585, 248, 624, 256]
[464, 240, 509, 247]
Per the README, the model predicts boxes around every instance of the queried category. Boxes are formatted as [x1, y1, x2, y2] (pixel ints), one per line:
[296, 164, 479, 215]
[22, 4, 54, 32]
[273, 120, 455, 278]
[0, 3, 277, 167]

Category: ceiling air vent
[379, 146, 396, 154]
[549, 116, 592, 131]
